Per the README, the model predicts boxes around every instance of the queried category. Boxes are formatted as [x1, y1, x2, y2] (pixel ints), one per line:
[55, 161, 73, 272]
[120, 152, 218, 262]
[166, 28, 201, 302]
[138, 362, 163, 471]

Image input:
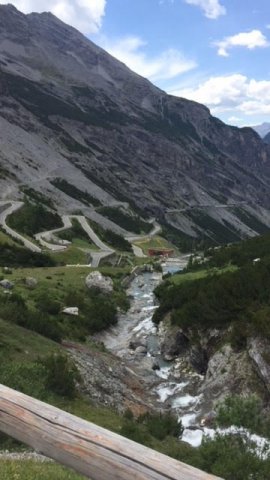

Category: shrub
[26, 312, 63, 343]
[197, 433, 270, 479]
[0, 243, 56, 268]
[138, 412, 183, 440]
[0, 361, 48, 400]
[39, 354, 80, 399]
[8, 201, 62, 237]
[35, 292, 61, 315]
[121, 421, 150, 445]
[99, 207, 152, 234]
[216, 395, 264, 435]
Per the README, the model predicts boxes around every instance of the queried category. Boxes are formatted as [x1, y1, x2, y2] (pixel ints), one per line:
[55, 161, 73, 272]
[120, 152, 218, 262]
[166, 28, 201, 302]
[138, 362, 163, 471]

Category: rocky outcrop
[24, 277, 38, 289]
[161, 329, 190, 360]
[1, 5, 270, 242]
[85, 271, 113, 293]
[159, 319, 268, 406]
[66, 342, 160, 415]
[201, 345, 254, 399]
[248, 337, 270, 394]
[160, 323, 213, 374]
[189, 346, 208, 375]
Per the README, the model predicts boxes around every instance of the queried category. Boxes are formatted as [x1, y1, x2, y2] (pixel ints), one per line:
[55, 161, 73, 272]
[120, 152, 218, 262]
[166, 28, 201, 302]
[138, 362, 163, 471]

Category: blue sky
[2, 0, 270, 127]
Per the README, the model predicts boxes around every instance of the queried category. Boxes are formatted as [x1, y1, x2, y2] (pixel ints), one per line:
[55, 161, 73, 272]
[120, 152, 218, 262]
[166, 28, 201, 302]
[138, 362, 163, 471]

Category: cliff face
[1, 5, 270, 241]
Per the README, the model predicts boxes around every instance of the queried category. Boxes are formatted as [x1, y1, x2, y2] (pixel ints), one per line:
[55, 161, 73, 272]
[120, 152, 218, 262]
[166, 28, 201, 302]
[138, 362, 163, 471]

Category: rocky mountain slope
[251, 122, 270, 138]
[1, 5, 270, 243]
[264, 131, 270, 145]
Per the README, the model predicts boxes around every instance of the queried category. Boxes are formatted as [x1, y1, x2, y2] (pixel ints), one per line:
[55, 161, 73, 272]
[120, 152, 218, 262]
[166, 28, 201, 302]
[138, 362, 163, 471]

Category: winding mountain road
[0, 201, 162, 266]
[0, 201, 42, 253]
[35, 215, 114, 267]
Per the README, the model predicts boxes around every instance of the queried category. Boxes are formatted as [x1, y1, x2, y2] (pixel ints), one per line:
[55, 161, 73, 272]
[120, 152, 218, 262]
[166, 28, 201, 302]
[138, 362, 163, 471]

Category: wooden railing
[0, 385, 223, 480]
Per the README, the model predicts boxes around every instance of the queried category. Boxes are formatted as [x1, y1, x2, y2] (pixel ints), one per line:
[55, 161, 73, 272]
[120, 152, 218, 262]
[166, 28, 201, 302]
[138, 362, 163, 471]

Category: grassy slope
[0, 317, 186, 479]
[0, 230, 18, 246]
[133, 235, 175, 255]
[1, 460, 85, 480]
[50, 246, 91, 265]
[0, 318, 60, 361]
[169, 265, 237, 285]
[4, 265, 131, 289]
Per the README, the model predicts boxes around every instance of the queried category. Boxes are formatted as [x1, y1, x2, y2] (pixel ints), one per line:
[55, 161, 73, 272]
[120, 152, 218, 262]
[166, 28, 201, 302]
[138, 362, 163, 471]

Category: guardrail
[0, 384, 223, 480]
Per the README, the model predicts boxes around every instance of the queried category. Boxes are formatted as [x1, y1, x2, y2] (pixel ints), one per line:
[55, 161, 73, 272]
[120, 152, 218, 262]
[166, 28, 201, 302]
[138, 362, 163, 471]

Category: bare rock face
[248, 337, 270, 393]
[85, 271, 113, 294]
[67, 344, 159, 415]
[199, 344, 266, 405]
[1, 5, 270, 242]
[161, 329, 190, 360]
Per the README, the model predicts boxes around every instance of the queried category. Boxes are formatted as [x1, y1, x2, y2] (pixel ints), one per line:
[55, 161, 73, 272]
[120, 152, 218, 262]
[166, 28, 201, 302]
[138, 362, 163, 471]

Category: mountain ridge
[1, 4, 270, 244]
[251, 122, 270, 138]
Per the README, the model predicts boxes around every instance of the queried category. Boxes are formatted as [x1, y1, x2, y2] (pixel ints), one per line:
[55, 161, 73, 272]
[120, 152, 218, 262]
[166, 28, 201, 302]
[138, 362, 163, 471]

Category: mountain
[1, 4, 270, 244]
[251, 122, 270, 138]
[264, 132, 270, 145]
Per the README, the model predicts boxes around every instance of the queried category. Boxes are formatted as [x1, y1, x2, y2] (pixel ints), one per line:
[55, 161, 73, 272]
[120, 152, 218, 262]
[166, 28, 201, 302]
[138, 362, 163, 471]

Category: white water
[95, 262, 211, 445]
[96, 262, 270, 450]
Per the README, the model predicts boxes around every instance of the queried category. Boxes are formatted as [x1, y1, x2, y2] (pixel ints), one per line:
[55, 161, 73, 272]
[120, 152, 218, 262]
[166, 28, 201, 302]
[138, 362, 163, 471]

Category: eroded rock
[161, 329, 190, 359]
[248, 337, 270, 394]
[25, 277, 38, 289]
[85, 271, 113, 293]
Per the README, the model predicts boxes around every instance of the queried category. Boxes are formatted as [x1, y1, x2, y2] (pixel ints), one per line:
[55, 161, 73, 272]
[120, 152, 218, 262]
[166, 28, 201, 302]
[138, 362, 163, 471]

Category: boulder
[129, 339, 147, 350]
[25, 277, 38, 289]
[161, 330, 190, 359]
[85, 271, 113, 293]
[152, 360, 160, 371]
[135, 346, 147, 355]
[200, 411, 217, 427]
[3, 267, 12, 274]
[62, 307, 79, 316]
[0, 279, 14, 289]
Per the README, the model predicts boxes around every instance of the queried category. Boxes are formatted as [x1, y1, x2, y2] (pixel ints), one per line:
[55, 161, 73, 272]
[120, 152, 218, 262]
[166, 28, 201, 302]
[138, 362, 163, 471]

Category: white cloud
[170, 74, 270, 118]
[100, 36, 197, 82]
[228, 116, 244, 125]
[0, 0, 106, 34]
[215, 29, 269, 57]
[184, 0, 226, 19]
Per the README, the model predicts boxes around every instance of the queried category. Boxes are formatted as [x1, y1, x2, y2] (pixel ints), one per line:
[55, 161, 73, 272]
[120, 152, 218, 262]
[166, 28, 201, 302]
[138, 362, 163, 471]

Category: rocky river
[95, 257, 213, 447]
[67, 258, 270, 452]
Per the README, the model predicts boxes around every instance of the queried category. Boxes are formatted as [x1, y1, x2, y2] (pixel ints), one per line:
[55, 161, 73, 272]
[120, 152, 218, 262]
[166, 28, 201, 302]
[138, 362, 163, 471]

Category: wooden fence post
[0, 384, 223, 480]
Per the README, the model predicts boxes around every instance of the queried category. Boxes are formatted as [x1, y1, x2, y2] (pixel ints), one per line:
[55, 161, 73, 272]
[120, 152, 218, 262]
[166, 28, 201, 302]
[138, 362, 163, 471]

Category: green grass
[0, 460, 85, 479]
[50, 246, 91, 265]
[0, 264, 130, 340]
[133, 235, 175, 255]
[3, 265, 132, 297]
[72, 238, 98, 250]
[0, 227, 41, 250]
[49, 218, 100, 264]
[0, 230, 18, 246]
[169, 265, 237, 285]
[0, 318, 60, 362]
[4, 266, 91, 292]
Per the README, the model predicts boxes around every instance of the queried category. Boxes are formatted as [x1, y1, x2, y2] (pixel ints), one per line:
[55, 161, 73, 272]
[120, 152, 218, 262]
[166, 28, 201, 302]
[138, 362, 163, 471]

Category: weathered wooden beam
[0, 384, 223, 480]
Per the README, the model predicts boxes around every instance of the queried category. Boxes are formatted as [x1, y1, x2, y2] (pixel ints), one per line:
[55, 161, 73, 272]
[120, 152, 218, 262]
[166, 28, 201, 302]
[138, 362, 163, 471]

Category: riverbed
[96, 258, 213, 446]
[95, 259, 270, 451]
